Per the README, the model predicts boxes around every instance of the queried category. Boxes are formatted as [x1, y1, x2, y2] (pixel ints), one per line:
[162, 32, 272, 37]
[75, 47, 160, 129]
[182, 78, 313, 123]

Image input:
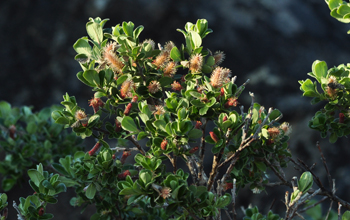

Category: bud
[38, 207, 45, 216]
[189, 54, 203, 73]
[164, 41, 175, 52]
[163, 61, 177, 77]
[89, 142, 102, 156]
[171, 81, 183, 91]
[220, 87, 225, 97]
[120, 79, 134, 99]
[267, 127, 280, 139]
[210, 67, 231, 88]
[121, 151, 131, 164]
[74, 110, 88, 127]
[148, 81, 161, 94]
[339, 113, 345, 124]
[195, 121, 202, 129]
[160, 186, 172, 199]
[124, 103, 132, 116]
[189, 146, 199, 154]
[8, 125, 16, 140]
[115, 118, 122, 132]
[89, 97, 105, 113]
[161, 139, 168, 150]
[142, 39, 155, 50]
[103, 50, 124, 74]
[224, 182, 233, 191]
[213, 51, 225, 66]
[131, 95, 138, 103]
[153, 51, 169, 68]
[209, 131, 219, 143]
[280, 122, 292, 136]
[223, 115, 228, 122]
[112, 154, 116, 160]
[154, 105, 165, 116]
[118, 170, 131, 179]
[224, 98, 238, 108]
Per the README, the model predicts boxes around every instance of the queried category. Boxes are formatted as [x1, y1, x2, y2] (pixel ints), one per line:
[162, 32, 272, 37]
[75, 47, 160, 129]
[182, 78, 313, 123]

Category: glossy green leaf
[298, 171, 313, 193]
[73, 38, 92, 56]
[170, 46, 182, 62]
[342, 211, 350, 220]
[27, 170, 45, 186]
[312, 60, 328, 82]
[122, 116, 139, 132]
[86, 20, 103, 44]
[86, 183, 97, 199]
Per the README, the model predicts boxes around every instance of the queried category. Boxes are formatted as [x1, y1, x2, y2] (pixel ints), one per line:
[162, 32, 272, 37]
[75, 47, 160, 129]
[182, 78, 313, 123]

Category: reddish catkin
[120, 80, 134, 99]
[124, 103, 132, 116]
[120, 151, 131, 164]
[220, 87, 225, 97]
[171, 81, 183, 91]
[209, 131, 219, 143]
[89, 97, 104, 113]
[131, 95, 138, 103]
[224, 98, 238, 108]
[161, 139, 168, 150]
[115, 118, 122, 132]
[89, 142, 102, 156]
[189, 54, 203, 73]
[223, 115, 228, 122]
[38, 208, 45, 216]
[224, 182, 233, 191]
[8, 125, 16, 140]
[118, 170, 131, 179]
[195, 121, 202, 129]
[339, 113, 345, 123]
[189, 146, 199, 154]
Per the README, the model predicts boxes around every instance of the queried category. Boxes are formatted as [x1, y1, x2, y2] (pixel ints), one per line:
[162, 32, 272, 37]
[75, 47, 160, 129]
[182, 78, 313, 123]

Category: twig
[232, 178, 237, 220]
[110, 147, 139, 152]
[297, 196, 327, 214]
[126, 136, 146, 155]
[13, 201, 26, 220]
[326, 200, 334, 220]
[316, 141, 332, 191]
[224, 210, 233, 220]
[338, 202, 342, 220]
[198, 118, 207, 185]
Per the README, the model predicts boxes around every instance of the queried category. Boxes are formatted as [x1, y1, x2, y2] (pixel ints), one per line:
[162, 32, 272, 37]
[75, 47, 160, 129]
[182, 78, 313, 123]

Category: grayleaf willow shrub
[3, 11, 348, 219]
[50, 17, 292, 219]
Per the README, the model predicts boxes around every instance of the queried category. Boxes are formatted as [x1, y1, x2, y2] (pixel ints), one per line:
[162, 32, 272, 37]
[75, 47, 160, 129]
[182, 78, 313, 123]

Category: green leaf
[122, 116, 139, 132]
[188, 129, 202, 139]
[299, 79, 319, 97]
[190, 31, 202, 49]
[216, 193, 231, 208]
[298, 171, 313, 193]
[0, 101, 11, 118]
[83, 70, 100, 86]
[117, 74, 129, 85]
[199, 106, 209, 115]
[133, 25, 144, 39]
[312, 60, 328, 82]
[86, 183, 97, 199]
[137, 131, 148, 140]
[86, 20, 103, 44]
[26, 121, 37, 134]
[122, 21, 134, 37]
[328, 0, 343, 10]
[2, 179, 16, 192]
[342, 211, 350, 220]
[73, 38, 92, 56]
[27, 170, 45, 186]
[170, 47, 182, 62]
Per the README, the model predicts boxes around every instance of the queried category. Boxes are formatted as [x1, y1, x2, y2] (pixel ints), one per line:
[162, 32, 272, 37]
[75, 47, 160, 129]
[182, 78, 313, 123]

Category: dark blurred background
[2, 0, 350, 219]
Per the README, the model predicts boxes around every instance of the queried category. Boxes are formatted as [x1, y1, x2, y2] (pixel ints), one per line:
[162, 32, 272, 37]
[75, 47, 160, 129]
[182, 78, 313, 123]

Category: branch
[198, 118, 207, 185]
[126, 135, 146, 155]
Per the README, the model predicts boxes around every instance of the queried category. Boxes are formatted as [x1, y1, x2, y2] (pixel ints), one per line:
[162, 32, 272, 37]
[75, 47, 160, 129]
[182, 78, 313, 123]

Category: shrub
[1, 1, 350, 219]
